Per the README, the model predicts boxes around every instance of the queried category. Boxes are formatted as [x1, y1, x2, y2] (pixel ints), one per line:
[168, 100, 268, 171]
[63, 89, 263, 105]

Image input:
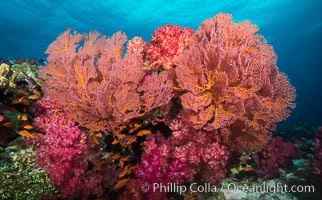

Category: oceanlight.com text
[140, 182, 315, 195]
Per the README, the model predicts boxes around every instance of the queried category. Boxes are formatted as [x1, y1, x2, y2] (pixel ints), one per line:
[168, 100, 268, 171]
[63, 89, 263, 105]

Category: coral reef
[175, 13, 296, 152]
[0, 12, 302, 199]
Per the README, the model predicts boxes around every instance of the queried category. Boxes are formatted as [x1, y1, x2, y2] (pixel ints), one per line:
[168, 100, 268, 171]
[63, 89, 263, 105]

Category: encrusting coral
[0, 63, 16, 91]
[0, 138, 57, 199]
[175, 13, 296, 152]
[10, 61, 38, 80]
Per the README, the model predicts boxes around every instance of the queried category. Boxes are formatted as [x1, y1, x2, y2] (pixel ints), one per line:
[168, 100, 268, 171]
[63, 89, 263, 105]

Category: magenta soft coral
[120, 150, 192, 200]
[143, 115, 230, 185]
[135, 149, 192, 184]
[310, 127, 322, 183]
[253, 136, 297, 179]
[27, 97, 105, 198]
[120, 116, 231, 199]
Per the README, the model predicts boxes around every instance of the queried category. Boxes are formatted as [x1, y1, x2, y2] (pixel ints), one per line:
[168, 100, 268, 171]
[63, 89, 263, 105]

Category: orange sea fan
[40, 29, 173, 132]
[175, 13, 296, 152]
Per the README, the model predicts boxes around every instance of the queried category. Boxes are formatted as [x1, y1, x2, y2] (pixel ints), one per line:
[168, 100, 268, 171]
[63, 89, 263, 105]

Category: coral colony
[2, 13, 320, 199]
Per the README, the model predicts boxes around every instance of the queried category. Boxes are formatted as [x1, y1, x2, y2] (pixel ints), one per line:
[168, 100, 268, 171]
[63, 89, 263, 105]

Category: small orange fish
[173, 86, 182, 91]
[115, 132, 126, 140]
[91, 138, 99, 145]
[18, 130, 33, 138]
[119, 157, 129, 168]
[31, 132, 43, 137]
[96, 132, 103, 138]
[129, 128, 136, 134]
[120, 165, 137, 177]
[17, 89, 30, 96]
[118, 169, 130, 178]
[133, 123, 141, 129]
[137, 130, 151, 137]
[28, 95, 41, 100]
[106, 153, 121, 163]
[17, 115, 28, 121]
[184, 195, 196, 200]
[2, 121, 12, 127]
[113, 178, 130, 190]
[19, 96, 27, 102]
[242, 166, 254, 172]
[35, 80, 43, 87]
[32, 89, 42, 96]
[23, 125, 33, 129]
[94, 161, 103, 171]
[112, 139, 119, 145]
[118, 125, 127, 131]
[118, 165, 137, 178]
[124, 136, 136, 146]
[123, 164, 132, 170]
[12, 97, 26, 104]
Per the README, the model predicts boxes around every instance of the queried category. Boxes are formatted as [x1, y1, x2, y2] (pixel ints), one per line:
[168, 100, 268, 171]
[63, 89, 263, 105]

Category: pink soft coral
[120, 149, 192, 200]
[28, 97, 114, 198]
[175, 13, 296, 152]
[143, 115, 230, 185]
[120, 116, 230, 199]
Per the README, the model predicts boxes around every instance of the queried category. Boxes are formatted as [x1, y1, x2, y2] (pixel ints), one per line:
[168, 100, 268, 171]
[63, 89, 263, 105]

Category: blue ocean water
[0, 0, 321, 126]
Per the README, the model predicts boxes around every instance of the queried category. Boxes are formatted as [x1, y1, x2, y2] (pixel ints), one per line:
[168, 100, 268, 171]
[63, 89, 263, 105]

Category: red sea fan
[138, 71, 174, 113]
[40, 29, 173, 132]
[175, 13, 296, 152]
